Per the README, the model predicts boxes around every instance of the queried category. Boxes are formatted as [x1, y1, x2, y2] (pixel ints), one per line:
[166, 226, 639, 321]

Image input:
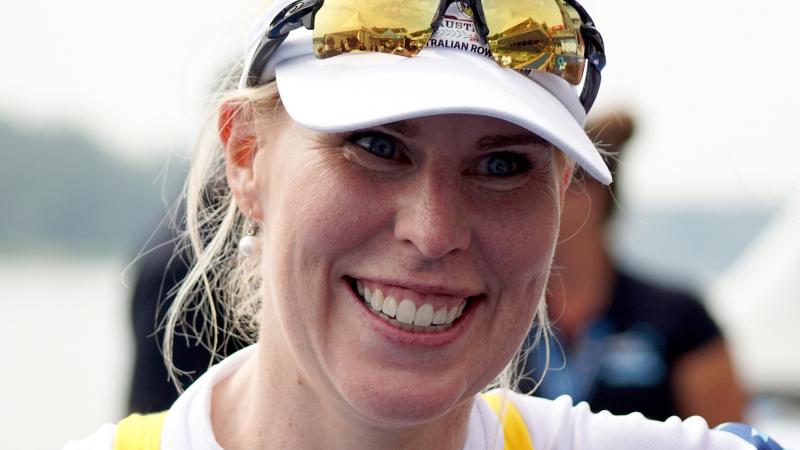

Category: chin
[340, 375, 475, 427]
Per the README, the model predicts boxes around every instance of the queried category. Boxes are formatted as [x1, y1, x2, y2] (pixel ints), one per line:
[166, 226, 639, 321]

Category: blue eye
[487, 156, 514, 176]
[481, 152, 531, 177]
[355, 134, 396, 159]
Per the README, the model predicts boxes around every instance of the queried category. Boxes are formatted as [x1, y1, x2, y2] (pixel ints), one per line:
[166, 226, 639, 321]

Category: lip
[356, 278, 482, 299]
[342, 277, 478, 348]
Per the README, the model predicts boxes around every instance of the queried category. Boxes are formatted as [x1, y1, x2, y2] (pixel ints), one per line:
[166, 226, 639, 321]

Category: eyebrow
[379, 121, 420, 138]
[478, 133, 552, 149]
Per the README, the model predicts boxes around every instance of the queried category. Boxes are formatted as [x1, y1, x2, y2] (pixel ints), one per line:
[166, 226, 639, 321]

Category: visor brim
[275, 46, 612, 185]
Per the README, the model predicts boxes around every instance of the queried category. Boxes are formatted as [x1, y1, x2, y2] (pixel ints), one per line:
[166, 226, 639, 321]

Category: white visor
[241, 5, 612, 185]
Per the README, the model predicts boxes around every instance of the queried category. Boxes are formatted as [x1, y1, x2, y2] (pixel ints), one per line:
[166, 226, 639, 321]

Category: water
[0, 259, 132, 450]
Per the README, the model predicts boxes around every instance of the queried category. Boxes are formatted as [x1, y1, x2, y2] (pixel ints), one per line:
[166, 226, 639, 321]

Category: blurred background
[1, 0, 798, 448]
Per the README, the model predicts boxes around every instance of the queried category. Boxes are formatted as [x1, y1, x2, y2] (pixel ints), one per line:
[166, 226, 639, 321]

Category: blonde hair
[163, 63, 553, 394]
[162, 63, 279, 384]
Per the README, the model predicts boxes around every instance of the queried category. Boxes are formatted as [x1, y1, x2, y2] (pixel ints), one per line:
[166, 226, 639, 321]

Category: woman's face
[248, 111, 571, 425]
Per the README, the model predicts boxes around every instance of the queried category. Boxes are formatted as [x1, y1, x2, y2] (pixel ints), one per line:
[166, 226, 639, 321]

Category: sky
[1, 0, 798, 208]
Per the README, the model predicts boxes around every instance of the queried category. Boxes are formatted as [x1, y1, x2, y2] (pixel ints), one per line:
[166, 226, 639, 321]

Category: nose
[393, 173, 472, 260]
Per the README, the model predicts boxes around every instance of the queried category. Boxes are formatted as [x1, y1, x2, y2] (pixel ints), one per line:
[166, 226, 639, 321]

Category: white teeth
[413, 303, 434, 326]
[446, 305, 458, 323]
[432, 307, 448, 325]
[396, 299, 416, 325]
[382, 296, 398, 317]
[370, 289, 385, 311]
[356, 280, 474, 332]
[357, 280, 365, 296]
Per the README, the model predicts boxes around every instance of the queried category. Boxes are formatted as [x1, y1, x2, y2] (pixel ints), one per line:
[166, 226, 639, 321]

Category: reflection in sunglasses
[312, 0, 586, 85]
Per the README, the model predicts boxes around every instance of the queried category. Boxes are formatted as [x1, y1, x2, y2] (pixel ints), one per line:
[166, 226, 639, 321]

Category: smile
[349, 278, 478, 333]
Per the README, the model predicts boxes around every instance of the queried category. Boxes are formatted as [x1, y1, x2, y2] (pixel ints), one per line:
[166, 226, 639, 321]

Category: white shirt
[63, 345, 755, 450]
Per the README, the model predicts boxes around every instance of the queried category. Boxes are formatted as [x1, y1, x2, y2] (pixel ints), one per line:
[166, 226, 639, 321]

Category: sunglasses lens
[313, 0, 437, 58]
[482, 0, 585, 84]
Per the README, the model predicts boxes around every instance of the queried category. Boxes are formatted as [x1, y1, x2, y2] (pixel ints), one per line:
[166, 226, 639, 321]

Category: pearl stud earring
[238, 209, 261, 257]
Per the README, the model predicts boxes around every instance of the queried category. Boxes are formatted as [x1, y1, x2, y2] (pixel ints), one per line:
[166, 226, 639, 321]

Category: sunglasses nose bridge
[466, 0, 491, 40]
[431, 0, 491, 42]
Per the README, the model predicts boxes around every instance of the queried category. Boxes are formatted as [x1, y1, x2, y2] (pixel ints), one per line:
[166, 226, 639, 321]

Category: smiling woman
[63, 0, 785, 449]
[214, 111, 568, 430]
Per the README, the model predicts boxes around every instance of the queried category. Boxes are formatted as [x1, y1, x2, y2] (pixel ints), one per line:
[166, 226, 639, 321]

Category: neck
[547, 223, 613, 343]
[211, 340, 473, 450]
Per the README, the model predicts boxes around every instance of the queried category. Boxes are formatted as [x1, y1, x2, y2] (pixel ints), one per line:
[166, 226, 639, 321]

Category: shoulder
[491, 390, 759, 450]
[61, 424, 115, 450]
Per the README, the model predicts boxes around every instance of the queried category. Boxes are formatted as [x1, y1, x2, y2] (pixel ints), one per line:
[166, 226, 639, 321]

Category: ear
[219, 99, 263, 221]
[558, 159, 576, 207]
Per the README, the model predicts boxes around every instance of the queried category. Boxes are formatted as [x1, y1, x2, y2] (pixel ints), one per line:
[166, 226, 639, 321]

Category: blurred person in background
[519, 111, 748, 425]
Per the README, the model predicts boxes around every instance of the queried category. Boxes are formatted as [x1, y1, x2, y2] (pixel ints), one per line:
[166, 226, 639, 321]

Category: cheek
[260, 154, 389, 277]
[477, 186, 561, 353]
[480, 190, 561, 287]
